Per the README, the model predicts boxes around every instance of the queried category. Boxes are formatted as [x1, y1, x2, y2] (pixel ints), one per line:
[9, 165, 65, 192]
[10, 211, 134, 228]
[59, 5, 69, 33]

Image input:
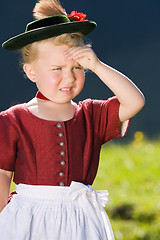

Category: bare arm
[91, 60, 145, 122]
[0, 169, 13, 213]
[65, 46, 145, 122]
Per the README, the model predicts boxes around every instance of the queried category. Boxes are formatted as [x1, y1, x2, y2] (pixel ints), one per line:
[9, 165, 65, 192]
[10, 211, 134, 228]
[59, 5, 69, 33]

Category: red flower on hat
[67, 11, 88, 22]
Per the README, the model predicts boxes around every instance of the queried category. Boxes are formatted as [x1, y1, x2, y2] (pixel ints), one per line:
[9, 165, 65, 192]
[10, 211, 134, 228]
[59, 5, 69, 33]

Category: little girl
[0, 0, 145, 239]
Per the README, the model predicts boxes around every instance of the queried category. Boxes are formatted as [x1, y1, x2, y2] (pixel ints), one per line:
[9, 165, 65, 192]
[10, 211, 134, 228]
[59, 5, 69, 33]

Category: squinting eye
[74, 66, 83, 70]
[52, 67, 62, 71]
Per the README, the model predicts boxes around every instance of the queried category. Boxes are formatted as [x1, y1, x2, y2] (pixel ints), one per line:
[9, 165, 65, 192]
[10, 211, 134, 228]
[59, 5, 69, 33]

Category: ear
[23, 63, 36, 82]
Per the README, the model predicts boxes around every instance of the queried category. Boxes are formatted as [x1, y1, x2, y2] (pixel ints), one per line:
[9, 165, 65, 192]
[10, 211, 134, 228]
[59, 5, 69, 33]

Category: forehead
[36, 41, 70, 63]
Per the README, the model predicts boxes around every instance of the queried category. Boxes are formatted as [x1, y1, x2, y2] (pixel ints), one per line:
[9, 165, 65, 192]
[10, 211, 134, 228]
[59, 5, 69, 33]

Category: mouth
[60, 88, 72, 91]
[60, 87, 73, 94]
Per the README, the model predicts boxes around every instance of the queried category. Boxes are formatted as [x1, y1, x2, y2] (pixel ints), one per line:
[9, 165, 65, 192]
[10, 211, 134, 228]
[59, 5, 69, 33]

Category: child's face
[24, 41, 85, 104]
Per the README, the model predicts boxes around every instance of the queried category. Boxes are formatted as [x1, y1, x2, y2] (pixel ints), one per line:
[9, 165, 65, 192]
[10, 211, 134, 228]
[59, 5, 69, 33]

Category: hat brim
[2, 21, 96, 50]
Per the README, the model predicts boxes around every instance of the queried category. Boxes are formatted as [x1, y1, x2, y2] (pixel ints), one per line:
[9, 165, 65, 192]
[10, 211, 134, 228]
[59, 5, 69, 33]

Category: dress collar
[36, 91, 50, 101]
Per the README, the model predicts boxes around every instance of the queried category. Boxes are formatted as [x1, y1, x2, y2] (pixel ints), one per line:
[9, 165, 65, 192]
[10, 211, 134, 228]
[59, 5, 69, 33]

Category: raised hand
[64, 46, 99, 72]
[65, 45, 145, 122]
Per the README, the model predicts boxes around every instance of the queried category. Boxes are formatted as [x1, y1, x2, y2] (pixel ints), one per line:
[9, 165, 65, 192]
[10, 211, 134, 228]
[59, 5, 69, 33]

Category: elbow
[138, 93, 145, 111]
[128, 93, 145, 119]
[119, 92, 145, 122]
[132, 93, 145, 117]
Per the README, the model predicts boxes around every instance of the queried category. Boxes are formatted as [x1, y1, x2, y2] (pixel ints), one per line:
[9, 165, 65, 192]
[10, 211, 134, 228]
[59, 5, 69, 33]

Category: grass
[10, 135, 160, 239]
[93, 137, 160, 240]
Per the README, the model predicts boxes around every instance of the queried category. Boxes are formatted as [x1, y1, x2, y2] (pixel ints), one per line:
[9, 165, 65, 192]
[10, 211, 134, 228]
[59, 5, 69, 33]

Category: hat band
[26, 15, 70, 32]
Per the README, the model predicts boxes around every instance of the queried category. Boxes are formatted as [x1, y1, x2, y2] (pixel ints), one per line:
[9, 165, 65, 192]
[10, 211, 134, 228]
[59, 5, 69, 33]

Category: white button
[58, 133, 64, 137]
[60, 142, 64, 147]
[60, 151, 65, 156]
[57, 123, 62, 128]
[60, 161, 66, 166]
[59, 172, 64, 177]
[59, 182, 65, 186]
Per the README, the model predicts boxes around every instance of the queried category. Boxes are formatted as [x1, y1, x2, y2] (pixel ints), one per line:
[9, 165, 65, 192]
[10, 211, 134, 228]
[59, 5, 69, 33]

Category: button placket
[57, 123, 65, 186]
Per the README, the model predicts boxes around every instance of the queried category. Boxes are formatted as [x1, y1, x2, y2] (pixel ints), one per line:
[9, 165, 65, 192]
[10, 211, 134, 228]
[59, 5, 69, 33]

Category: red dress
[0, 96, 128, 187]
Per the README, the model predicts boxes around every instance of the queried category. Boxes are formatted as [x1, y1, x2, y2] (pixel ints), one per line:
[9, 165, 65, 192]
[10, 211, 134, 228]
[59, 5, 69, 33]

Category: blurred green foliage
[93, 136, 160, 240]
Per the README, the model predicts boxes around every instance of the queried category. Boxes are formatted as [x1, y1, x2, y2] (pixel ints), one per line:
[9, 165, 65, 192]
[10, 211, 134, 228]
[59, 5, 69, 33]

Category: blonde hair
[33, 0, 66, 19]
[20, 0, 86, 64]
[21, 33, 84, 64]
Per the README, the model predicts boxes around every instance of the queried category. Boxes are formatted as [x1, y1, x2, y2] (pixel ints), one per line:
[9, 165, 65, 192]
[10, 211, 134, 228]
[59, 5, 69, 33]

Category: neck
[35, 91, 75, 120]
[34, 91, 75, 122]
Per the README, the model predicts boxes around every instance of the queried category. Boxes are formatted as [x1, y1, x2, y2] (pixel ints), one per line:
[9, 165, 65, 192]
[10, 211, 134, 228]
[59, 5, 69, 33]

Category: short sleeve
[91, 96, 129, 144]
[0, 112, 18, 171]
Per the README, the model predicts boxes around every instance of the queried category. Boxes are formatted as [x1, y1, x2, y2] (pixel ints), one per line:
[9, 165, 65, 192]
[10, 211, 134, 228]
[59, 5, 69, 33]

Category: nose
[63, 70, 76, 84]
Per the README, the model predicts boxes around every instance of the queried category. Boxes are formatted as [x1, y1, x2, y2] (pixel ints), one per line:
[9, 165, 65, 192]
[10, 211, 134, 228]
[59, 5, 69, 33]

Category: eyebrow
[50, 63, 81, 67]
[50, 65, 65, 67]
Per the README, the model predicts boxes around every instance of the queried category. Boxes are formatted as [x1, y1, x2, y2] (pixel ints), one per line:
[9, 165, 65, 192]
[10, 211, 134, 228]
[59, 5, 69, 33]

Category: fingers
[64, 46, 92, 60]
[64, 46, 99, 71]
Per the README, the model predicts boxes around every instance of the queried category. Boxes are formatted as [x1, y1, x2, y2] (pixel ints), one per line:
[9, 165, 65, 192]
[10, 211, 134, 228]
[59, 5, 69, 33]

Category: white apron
[0, 181, 115, 240]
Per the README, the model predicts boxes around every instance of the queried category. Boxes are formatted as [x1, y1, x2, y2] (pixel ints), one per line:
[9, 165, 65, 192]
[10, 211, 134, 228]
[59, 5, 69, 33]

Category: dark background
[1, 1, 160, 139]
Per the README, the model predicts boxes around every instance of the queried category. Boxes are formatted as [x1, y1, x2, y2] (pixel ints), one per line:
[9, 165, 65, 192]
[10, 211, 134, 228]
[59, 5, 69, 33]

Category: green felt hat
[2, 14, 97, 51]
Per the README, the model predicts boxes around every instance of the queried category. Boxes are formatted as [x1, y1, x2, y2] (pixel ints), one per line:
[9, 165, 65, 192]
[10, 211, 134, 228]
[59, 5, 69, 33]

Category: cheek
[49, 73, 62, 88]
[75, 69, 85, 79]
[44, 72, 61, 85]
[36, 73, 60, 92]
[77, 71, 85, 85]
